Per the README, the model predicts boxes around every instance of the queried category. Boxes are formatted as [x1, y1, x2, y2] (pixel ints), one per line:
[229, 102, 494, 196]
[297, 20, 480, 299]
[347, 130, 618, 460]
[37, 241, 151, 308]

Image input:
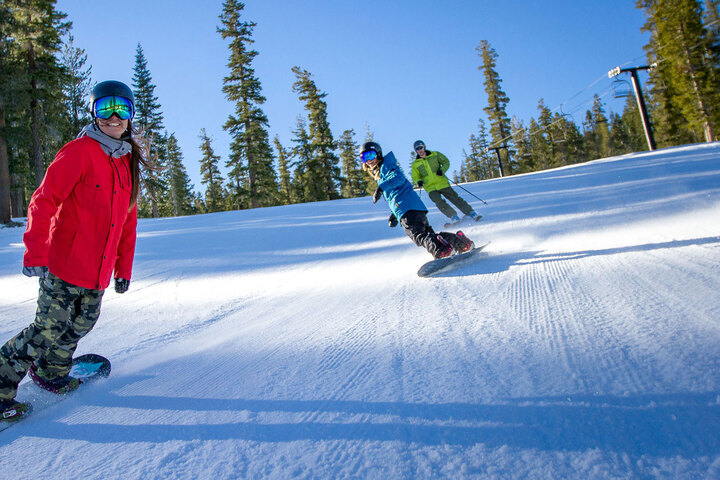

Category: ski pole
[453, 180, 487, 205]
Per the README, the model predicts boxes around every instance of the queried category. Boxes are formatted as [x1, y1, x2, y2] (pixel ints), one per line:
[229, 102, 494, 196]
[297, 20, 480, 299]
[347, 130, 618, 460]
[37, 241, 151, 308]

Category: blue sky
[56, 0, 650, 191]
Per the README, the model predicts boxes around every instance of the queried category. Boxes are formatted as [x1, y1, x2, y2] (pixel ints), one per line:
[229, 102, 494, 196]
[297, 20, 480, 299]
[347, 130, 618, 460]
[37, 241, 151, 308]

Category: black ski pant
[401, 210, 444, 257]
[427, 186, 474, 219]
[401, 210, 472, 258]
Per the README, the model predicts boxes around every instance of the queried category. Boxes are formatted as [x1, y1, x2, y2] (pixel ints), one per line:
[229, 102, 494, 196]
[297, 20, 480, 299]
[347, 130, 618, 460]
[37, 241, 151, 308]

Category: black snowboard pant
[400, 210, 466, 257]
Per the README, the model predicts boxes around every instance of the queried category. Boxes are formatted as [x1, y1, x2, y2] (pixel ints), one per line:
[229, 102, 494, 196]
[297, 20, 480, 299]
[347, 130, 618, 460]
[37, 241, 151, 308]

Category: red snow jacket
[23, 135, 137, 290]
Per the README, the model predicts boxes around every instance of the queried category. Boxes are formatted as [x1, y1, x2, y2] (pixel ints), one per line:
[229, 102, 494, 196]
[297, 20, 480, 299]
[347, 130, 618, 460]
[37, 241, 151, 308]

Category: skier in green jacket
[410, 140, 481, 226]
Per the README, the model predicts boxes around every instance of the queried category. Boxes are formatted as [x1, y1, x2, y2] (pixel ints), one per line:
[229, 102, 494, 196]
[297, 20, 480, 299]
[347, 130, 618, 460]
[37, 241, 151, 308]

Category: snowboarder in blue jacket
[360, 141, 474, 259]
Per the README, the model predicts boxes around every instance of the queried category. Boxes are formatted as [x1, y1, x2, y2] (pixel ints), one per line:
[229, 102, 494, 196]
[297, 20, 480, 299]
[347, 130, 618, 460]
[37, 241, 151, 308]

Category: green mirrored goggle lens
[93, 96, 134, 120]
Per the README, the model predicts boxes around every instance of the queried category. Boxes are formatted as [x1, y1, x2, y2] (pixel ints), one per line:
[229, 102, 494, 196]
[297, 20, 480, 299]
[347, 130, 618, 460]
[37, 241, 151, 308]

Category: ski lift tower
[488, 146, 508, 177]
[608, 65, 656, 151]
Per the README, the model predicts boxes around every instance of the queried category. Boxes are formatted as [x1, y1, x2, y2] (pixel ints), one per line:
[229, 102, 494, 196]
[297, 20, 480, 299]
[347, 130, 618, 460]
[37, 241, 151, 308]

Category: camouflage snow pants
[0, 274, 104, 400]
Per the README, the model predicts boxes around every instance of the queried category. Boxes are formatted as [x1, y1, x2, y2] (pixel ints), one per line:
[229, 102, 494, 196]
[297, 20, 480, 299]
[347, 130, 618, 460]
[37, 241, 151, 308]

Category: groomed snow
[0, 143, 719, 479]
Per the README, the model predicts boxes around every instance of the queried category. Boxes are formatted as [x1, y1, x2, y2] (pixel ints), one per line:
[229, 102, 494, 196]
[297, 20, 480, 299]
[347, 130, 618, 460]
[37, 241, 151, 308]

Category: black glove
[436, 169, 444, 176]
[388, 214, 398, 228]
[114, 278, 130, 294]
[23, 266, 49, 279]
[417, 180, 424, 188]
[372, 186, 383, 204]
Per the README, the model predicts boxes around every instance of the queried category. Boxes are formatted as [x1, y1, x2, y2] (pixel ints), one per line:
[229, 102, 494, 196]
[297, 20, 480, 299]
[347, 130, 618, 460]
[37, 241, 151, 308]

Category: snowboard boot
[434, 235, 454, 259]
[28, 364, 82, 394]
[0, 399, 30, 422]
[439, 231, 474, 254]
[454, 231, 475, 254]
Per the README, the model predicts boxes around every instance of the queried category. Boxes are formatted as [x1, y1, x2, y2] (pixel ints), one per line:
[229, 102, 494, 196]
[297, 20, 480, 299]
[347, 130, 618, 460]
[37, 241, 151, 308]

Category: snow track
[0, 144, 719, 478]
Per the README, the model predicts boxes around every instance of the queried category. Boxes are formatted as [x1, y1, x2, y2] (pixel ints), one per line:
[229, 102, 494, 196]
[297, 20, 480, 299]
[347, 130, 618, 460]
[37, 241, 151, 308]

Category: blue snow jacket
[376, 151, 427, 220]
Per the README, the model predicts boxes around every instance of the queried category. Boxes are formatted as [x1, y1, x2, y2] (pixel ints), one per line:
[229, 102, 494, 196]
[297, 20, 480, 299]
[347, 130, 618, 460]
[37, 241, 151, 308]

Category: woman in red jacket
[0, 80, 147, 421]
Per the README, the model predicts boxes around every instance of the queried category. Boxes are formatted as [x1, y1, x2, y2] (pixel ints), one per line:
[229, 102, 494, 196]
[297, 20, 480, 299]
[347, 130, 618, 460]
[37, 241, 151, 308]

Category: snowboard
[0, 353, 111, 432]
[418, 242, 490, 277]
[444, 214, 482, 229]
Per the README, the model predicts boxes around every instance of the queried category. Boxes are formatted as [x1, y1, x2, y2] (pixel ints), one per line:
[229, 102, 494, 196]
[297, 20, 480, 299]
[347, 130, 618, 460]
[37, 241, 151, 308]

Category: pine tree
[273, 135, 293, 205]
[556, 112, 585, 165]
[290, 115, 313, 203]
[198, 128, 225, 213]
[218, 0, 278, 210]
[461, 119, 496, 181]
[132, 43, 166, 218]
[619, 94, 648, 152]
[163, 133, 194, 217]
[704, 0, 720, 60]
[582, 95, 612, 160]
[535, 104, 582, 168]
[292, 66, 341, 201]
[478, 40, 514, 175]
[536, 99, 556, 168]
[609, 112, 632, 155]
[133, 44, 164, 134]
[527, 117, 550, 170]
[191, 191, 206, 214]
[337, 129, 368, 198]
[8, 0, 70, 188]
[0, 2, 16, 223]
[59, 34, 92, 138]
[511, 118, 534, 173]
[638, 0, 719, 142]
[364, 124, 375, 143]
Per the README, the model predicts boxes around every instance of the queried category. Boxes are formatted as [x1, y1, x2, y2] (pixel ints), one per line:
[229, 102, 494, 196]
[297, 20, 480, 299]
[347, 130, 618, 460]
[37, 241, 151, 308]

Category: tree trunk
[679, 23, 716, 142]
[30, 94, 44, 186]
[0, 107, 11, 224]
[10, 173, 25, 218]
[245, 115, 258, 209]
[28, 44, 45, 187]
[146, 133, 160, 218]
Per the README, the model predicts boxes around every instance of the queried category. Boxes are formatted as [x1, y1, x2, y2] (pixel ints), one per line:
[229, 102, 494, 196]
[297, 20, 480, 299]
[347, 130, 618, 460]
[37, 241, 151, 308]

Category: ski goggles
[415, 144, 426, 151]
[93, 96, 134, 120]
[361, 150, 378, 163]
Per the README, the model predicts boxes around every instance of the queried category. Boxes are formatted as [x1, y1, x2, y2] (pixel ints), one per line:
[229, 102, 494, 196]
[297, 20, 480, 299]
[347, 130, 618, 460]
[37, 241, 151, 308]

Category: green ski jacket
[411, 150, 451, 192]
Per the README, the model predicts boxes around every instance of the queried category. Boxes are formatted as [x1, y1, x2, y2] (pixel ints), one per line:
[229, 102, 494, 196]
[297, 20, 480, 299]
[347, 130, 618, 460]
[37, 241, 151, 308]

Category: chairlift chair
[611, 78, 632, 98]
[554, 106, 577, 143]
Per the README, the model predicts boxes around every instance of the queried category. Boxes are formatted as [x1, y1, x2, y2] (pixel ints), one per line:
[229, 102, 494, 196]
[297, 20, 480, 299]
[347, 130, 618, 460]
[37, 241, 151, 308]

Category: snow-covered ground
[0, 143, 719, 479]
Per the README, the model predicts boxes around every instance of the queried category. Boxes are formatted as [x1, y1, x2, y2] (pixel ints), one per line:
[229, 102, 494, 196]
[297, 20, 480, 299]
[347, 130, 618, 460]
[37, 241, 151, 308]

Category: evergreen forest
[1, 0, 719, 224]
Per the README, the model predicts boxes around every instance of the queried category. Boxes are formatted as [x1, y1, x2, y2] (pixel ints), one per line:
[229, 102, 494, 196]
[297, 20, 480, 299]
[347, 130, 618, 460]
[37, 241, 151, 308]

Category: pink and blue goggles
[93, 96, 134, 120]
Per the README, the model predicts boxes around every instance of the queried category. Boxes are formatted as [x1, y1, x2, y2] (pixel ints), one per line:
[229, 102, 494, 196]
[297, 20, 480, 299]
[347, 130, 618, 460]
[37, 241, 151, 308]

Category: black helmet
[360, 141, 383, 159]
[413, 140, 426, 151]
[90, 80, 135, 116]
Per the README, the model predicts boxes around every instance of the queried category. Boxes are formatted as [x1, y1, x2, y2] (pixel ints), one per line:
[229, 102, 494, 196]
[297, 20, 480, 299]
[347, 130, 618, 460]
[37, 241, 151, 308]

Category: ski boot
[444, 214, 461, 229]
[467, 211, 482, 222]
[29, 364, 82, 394]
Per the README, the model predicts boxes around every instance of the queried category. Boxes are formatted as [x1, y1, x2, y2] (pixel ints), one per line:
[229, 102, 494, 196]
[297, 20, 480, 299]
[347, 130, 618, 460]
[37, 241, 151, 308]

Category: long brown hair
[126, 120, 152, 209]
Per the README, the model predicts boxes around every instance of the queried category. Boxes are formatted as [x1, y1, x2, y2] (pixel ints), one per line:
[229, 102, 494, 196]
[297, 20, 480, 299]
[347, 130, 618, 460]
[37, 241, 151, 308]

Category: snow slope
[0, 143, 719, 479]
